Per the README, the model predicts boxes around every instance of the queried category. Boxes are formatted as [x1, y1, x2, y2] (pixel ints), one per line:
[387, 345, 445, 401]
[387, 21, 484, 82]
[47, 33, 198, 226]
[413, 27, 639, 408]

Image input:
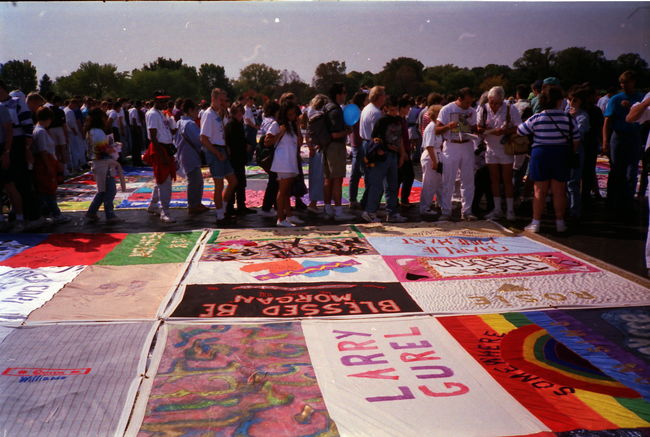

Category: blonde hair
[309, 94, 329, 111]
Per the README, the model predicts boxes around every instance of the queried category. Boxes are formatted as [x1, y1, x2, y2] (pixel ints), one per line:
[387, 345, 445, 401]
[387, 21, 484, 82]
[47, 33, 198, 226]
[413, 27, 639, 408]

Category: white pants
[441, 141, 475, 216]
[69, 134, 87, 172]
[149, 176, 172, 213]
[420, 149, 442, 212]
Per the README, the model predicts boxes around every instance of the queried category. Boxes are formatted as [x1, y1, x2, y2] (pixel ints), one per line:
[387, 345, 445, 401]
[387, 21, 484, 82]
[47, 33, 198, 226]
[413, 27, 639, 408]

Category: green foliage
[234, 63, 281, 98]
[513, 47, 556, 85]
[125, 68, 199, 101]
[442, 70, 477, 95]
[198, 63, 233, 99]
[276, 70, 314, 103]
[38, 74, 54, 96]
[37, 47, 648, 105]
[377, 57, 425, 97]
[0, 59, 38, 93]
[312, 60, 347, 94]
[53, 61, 126, 99]
[142, 57, 191, 72]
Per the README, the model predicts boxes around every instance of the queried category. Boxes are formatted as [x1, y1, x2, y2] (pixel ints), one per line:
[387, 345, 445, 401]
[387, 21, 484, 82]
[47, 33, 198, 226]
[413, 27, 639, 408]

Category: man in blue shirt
[602, 70, 644, 212]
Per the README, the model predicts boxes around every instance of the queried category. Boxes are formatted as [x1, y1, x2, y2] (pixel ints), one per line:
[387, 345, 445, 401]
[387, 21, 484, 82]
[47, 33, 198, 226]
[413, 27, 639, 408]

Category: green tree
[424, 64, 461, 82]
[235, 63, 281, 97]
[441, 70, 477, 95]
[276, 70, 313, 103]
[125, 68, 200, 101]
[0, 59, 38, 93]
[54, 61, 126, 98]
[479, 75, 508, 93]
[615, 53, 648, 73]
[312, 60, 347, 94]
[512, 47, 556, 85]
[198, 63, 233, 99]
[38, 74, 54, 96]
[377, 57, 425, 97]
[143, 57, 188, 72]
[553, 47, 610, 89]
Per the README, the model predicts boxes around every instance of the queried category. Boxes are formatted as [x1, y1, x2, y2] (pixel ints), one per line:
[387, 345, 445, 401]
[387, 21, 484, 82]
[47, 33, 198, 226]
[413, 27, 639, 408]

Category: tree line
[1, 47, 648, 103]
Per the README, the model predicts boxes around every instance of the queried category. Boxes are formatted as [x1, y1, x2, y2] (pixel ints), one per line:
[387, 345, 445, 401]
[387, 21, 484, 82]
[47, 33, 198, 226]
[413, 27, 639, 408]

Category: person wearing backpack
[322, 83, 355, 221]
[304, 94, 327, 214]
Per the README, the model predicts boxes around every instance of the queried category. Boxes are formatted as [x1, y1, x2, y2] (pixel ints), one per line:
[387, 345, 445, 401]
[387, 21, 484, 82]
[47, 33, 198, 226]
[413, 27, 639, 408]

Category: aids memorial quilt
[0, 322, 155, 437]
[0, 265, 85, 322]
[437, 308, 650, 432]
[133, 322, 339, 436]
[169, 282, 422, 318]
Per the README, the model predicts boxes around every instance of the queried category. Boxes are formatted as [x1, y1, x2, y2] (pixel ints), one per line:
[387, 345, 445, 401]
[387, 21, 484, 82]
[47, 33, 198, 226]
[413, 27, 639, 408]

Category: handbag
[548, 113, 579, 169]
[501, 104, 530, 155]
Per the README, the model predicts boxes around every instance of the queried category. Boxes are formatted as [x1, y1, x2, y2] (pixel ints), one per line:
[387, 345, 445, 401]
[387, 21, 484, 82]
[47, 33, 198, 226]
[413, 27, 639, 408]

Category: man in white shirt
[597, 87, 617, 114]
[129, 100, 145, 166]
[145, 93, 176, 223]
[64, 98, 86, 172]
[626, 92, 650, 275]
[200, 88, 237, 221]
[243, 95, 258, 163]
[435, 87, 479, 221]
[358, 86, 386, 221]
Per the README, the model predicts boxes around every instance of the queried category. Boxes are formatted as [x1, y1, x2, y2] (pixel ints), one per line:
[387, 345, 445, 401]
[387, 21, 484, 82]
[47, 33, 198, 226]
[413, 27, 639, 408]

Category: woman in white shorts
[268, 101, 303, 227]
[477, 86, 522, 220]
[419, 105, 443, 216]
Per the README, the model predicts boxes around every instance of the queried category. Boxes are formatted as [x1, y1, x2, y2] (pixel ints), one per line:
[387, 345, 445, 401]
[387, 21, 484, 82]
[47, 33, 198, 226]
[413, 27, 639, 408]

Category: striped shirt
[0, 97, 33, 138]
[517, 110, 579, 147]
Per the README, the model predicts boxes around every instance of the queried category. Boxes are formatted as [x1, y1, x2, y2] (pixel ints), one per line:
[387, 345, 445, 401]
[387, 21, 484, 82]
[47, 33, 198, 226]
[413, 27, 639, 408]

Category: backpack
[308, 103, 336, 149]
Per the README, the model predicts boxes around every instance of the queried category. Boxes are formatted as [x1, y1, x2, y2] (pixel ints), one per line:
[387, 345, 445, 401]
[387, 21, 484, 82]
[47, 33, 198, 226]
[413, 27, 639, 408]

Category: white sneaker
[324, 204, 335, 218]
[334, 207, 355, 222]
[258, 208, 277, 217]
[361, 211, 381, 223]
[386, 213, 407, 223]
[276, 219, 296, 227]
[160, 213, 176, 224]
[485, 209, 503, 220]
[147, 205, 160, 216]
[438, 214, 452, 222]
[525, 222, 540, 233]
[287, 215, 305, 225]
[506, 211, 516, 221]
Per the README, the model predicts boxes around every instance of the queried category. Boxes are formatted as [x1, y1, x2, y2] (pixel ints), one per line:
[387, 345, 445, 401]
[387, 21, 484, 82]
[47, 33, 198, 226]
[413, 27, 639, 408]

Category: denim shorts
[206, 147, 234, 178]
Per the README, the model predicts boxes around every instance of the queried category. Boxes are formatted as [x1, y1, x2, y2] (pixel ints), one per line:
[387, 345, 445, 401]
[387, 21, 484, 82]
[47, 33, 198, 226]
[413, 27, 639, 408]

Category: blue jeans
[186, 167, 204, 208]
[349, 145, 365, 203]
[567, 146, 585, 218]
[87, 174, 116, 218]
[40, 194, 62, 218]
[308, 150, 324, 203]
[365, 152, 398, 215]
[608, 130, 642, 210]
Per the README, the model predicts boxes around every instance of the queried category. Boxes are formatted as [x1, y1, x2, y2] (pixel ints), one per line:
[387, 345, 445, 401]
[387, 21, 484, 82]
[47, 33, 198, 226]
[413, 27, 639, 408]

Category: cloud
[242, 44, 262, 63]
[458, 32, 477, 42]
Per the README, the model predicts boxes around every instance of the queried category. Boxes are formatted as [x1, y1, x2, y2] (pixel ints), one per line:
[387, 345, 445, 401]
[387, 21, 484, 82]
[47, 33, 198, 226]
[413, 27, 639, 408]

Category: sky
[1, 1, 649, 83]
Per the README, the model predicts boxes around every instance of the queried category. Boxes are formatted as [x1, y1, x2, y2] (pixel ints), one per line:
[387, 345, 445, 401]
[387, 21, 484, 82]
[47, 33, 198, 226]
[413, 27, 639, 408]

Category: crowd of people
[0, 70, 648, 238]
